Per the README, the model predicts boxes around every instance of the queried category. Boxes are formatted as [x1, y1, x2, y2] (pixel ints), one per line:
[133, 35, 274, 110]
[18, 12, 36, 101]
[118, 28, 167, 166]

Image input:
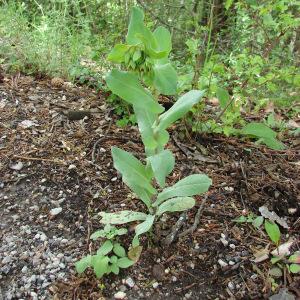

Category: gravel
[0, 181, 85, 299]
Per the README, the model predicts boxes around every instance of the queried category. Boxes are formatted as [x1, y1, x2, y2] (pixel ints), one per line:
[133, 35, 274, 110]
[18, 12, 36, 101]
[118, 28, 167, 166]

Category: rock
[220, 238, 228, 247]
[228, 281, 235, 291]
[114, 291, 126, 299]
[50, 207, 62, 216]
[10, 162, 24, 171]
[218, 259, 228, 267]
[2, 256, 12, 264]
[21, 266, 28, 273]
[152, 282, 159, 289]
[125, 277, 135, 288]
[152, 264, 164, 281]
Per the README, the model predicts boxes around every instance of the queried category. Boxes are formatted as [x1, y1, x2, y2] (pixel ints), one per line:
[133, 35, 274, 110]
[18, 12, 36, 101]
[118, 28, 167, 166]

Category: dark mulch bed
[0, 74, 299, 299]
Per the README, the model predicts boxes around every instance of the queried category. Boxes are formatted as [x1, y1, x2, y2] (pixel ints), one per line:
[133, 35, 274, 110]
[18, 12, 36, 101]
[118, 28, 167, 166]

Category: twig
[91, 119, 113, 162]
[136, 0, 195, 35]
[215, 95, 236, 122]
[178, 195, 208, 238]
[13, 155, 65, 164]
[161, 212, 187, 246]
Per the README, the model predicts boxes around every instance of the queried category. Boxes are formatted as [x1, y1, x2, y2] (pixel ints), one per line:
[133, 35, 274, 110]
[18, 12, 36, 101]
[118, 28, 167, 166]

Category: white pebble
[114, 291, 126, 299]
[50, 207, 62, 216]
[218, 259, 228, 267]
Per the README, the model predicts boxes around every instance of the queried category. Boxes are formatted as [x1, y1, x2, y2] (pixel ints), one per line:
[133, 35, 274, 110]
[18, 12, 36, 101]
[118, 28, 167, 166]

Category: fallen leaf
[271, 239, 294, 257]
[19, 120, 39, 129]
[253, 248, 270, 263]
[269, 288, 296, 300]
[259, 206, 289, 229]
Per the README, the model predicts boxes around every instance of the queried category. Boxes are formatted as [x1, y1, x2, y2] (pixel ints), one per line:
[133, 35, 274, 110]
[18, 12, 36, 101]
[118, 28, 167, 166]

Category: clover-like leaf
[117, 257, 135, 268]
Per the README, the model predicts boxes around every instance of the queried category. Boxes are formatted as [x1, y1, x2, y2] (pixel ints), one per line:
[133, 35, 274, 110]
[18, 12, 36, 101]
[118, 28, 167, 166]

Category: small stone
[21, 265, 28, 273]
[228, 281, 235, 291]
[68, 164, 76, 170]
[50, 207, 62, 216]
[218, 259, 228, 267]
[40, 233, 47, 241]
[114, 291, 126, 299]
[229, 261, 235, 266]
[185, 292, 193, 299]
[152, 282, 159, 289]
[2, 256, 12, 264]
[125, 277, 135, 288]
[220, 238, 228, 247]
[229, 244, 236, 249]
[119, 285, 127, 292]
[10, 162, 24, 171]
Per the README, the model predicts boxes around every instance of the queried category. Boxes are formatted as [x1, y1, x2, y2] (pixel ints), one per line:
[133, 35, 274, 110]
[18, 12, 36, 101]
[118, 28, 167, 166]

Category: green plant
[75, 225, 134, 278]
[234, 209, 300, 283]
[76, 6, 212, 279]
[240, 122, 285, 150]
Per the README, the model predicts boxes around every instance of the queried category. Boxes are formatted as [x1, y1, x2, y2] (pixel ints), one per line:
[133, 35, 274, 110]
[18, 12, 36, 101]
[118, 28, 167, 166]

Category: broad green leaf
[132, 215, 155, 247]
[113, 243, 126, 258]
[116, 228, 128, 236]
[290, 264, 300, 274]
[126, 7, 145, 45]
[97, 240, 113, 256]
[133, 105, 157, 155]
[153, 63, 177, 95]
[110, 255, 118, 264]
[233, 216, 248, 223]
[92, 255, 110, 278]
[136, 31, 166, 59]
[216, 87, 230, 109]
[225, 0, 234, 10]
[261, 137, 286, 151]
[123, 177, 152, 209]
[289, 252, 300, 264]
[253, 216, 264, 228]
[106, 70, 164, 114]
[265, 220, 281, 245]
[117, 257, 135, 268]
[111, 263, 120, 275]
[108, 44, 131, 63]
[111, 147, 156, 194]
[99, 210, 148, 225]
[155, 90, 205, 131]
[147, 150, 175, 187]
[153, 26, 172, 55]
[75, 255, 91, 274]
[156, 129, 170, 151]
[241, 123, 285, 150]
[156, 197, 195, 216]
[90, 230, 105, 240]
[154, 174, 212, 206]
[242, 122, 277, 138]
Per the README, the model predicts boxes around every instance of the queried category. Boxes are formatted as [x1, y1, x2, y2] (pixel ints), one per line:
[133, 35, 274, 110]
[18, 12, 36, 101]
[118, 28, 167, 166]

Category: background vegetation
[0, 0, 299, 131]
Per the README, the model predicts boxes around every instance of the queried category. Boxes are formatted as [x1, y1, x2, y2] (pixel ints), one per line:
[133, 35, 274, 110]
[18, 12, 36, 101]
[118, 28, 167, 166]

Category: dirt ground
[0, 74, 299, 300]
